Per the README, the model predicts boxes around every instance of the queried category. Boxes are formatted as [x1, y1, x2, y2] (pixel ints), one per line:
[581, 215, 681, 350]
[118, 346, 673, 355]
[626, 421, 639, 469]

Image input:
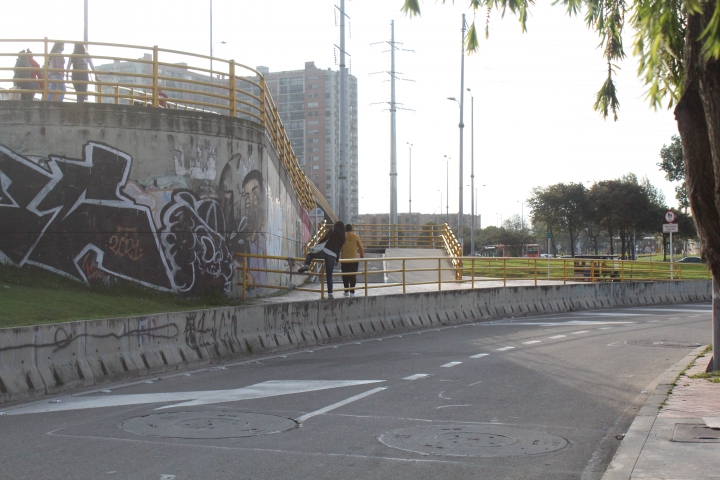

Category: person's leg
[341, 262, 351, 294]
[58, 81, 66, 102]
[324, 255, 335, 295]
[298, 252, 315, 273]
[349, 262, 359, 294]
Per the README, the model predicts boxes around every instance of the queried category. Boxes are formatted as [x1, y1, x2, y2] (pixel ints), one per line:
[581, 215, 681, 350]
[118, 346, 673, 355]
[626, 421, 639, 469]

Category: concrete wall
[0, 280, 710, 404]
[0, 102, 312, 298]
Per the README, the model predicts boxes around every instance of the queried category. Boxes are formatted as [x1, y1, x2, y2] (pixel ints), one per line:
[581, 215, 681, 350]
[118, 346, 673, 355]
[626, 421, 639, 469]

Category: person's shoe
[343, 292, 350, 297]
[327, 293, 334, 299]
[349, 292, 355, 297]
[298, 266, 309, 274]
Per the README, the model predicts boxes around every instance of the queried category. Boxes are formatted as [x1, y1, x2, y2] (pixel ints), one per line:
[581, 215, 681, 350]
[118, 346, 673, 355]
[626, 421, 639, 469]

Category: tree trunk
[675, 0, 720, 370]
[569, 228, 575, 256]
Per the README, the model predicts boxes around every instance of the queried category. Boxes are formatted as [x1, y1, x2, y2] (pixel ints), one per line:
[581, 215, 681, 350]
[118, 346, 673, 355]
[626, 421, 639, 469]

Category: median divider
[0, 280, 711, 404]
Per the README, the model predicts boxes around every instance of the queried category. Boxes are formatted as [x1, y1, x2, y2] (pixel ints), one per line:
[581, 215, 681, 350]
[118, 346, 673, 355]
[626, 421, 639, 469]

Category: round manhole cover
[625, 340, 702, 349]
[379, 425, 568, 457]
[122, 411, 297, 439]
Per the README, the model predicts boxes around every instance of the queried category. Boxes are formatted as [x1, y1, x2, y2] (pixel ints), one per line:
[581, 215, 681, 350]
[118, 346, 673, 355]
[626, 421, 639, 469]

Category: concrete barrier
[0, 280, 711, 404]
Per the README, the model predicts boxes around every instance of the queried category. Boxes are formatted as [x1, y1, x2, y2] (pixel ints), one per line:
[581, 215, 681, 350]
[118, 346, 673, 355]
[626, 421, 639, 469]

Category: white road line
[630, 308, 711, 313]
[467, 381, 482, 386]
[572, 331, 590, 335]
[436, 404, 471, 409]
[470, 353, 489, 359]
[403, 374, 430, 381]
[522, 340, 541, 344]
[548, 335, 566, 339]
[441, 362, 462, 368]
[295, 387, 387, 423]
[598, 327, 613, 330]
[496, 346, 515, 351]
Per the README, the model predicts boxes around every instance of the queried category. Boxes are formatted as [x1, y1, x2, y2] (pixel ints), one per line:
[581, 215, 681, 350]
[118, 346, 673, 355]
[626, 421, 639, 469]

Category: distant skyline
[1, 1, 680, 227]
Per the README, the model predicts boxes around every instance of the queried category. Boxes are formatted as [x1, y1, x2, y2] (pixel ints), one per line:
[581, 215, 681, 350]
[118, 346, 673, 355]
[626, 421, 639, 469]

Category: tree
[658, 135, 690, 212]
[528, 182, 588, 257]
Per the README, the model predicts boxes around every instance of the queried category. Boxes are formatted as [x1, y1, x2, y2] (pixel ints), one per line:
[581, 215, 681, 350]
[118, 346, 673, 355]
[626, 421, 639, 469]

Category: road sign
[664, 210, 677, 223]
[663, 223, 679, 233]
[546, 232, 552, 239]
[309, 208, 324, 222]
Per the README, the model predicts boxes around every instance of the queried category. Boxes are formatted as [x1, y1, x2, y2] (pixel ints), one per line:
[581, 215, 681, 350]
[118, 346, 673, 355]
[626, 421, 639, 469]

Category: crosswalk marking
[470, 353, 489, 358]
[572, 330, 590, 334]
[496, 346, 515, 352]
[441, 362, 462, 368]
[522, 340, 541, 344]
[548, 335, 566, 339]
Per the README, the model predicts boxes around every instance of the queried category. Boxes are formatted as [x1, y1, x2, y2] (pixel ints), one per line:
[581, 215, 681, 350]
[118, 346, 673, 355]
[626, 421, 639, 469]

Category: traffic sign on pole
[664, 210, 676, 223]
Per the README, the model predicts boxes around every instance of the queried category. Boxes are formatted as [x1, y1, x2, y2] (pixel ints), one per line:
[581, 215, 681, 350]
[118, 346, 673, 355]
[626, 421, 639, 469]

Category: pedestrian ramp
[384, 248, 457, 284]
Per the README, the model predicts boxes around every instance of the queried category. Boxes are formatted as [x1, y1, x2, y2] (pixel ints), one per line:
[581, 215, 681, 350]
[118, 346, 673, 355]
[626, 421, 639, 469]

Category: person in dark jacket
[299, 221, 346, 298]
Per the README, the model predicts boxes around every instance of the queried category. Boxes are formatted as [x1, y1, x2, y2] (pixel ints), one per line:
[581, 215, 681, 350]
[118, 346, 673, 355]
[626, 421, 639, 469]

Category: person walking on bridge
[298, 221, 346, 299]
[340, 224, 364, 296]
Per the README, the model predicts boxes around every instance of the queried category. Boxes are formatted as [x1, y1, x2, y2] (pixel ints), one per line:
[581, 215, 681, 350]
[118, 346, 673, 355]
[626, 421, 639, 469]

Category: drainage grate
[624, 340, 702, 349]
[673, 424, 720, 443]
[122, 411, 297, 439]
[379, 424, 568, 457]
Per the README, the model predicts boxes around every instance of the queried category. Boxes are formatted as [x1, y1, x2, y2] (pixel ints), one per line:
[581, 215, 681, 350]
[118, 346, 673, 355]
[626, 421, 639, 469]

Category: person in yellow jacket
[340, 224, 364, 296]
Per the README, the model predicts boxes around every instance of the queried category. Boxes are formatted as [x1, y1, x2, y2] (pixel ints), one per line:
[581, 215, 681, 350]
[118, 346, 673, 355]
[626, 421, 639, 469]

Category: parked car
[677, 257, 703, 263]
[540, 253, 552, 258]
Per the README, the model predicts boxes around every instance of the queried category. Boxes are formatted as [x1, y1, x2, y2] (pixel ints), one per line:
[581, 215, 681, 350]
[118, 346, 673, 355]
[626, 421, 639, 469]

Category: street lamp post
[84, 0, 89, 42]
[467, 87, 475, 255]
[407, 142, 413, 218]
[443, 155, 450, 225]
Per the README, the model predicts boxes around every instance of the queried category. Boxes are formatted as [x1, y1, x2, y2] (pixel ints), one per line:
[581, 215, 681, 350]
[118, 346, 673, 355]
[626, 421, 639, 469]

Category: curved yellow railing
[0, 38, 322, 215]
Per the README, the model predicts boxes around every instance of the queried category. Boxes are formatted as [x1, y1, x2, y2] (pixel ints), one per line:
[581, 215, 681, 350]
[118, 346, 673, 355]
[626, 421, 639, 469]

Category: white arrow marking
[0, 380, 384, 416]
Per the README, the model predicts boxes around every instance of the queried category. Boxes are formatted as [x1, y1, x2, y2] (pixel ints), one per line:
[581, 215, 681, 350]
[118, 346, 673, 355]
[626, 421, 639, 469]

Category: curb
[602, 344, 709, 479]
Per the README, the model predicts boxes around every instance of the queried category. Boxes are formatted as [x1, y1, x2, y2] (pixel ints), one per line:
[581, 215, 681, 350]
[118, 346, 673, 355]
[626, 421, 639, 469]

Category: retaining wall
[0, 280, 710, 404]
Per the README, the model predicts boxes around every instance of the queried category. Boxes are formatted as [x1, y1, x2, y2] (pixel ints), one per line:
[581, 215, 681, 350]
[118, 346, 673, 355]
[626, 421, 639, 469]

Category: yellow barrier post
[364, 259, 369, 297]
[320, 263, 325, 299]
[534, 259, 538, 286]
[621, 261, 625, 282]
[242, 257, 247, 301]
[259, 76, 267, 128]
[650, 262, 654, 281]
[152, 46, 159, 107]
[229, 60, 236, 117]
[42, 38, 49, 101]
[503, 258, 507, 287]
[438, 259, 442, 291]
[591, 261, 596, 283]
[402, 259, 406, 294]
[471, 257, 475, 289]
[114, 86, 119, 105]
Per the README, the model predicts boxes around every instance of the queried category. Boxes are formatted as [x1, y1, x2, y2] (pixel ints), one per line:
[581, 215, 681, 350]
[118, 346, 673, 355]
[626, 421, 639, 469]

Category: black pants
[73, 73, 88, 103]
[341, 262, 359, 293]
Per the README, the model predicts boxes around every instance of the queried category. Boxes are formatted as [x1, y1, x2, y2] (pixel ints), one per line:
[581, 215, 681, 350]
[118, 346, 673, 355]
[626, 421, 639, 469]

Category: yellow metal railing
[0, 38, 319, 215]
[353, 223, 443, 249]
[235, 253, 711, 300]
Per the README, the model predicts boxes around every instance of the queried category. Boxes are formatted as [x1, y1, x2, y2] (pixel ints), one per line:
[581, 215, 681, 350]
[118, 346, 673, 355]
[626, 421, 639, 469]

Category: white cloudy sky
[1, 1, 680, 227]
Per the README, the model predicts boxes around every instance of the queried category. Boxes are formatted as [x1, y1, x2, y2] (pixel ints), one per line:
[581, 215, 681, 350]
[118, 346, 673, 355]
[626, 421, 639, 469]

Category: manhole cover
[624, 340, 701, 349]
[673, 424, 720, 443]
[122, 411, 297, 439]
[378, 425, 568, 457]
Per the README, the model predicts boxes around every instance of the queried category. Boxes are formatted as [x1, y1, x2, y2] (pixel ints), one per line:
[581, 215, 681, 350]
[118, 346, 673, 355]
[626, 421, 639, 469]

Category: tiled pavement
[659, 354, 720, 420]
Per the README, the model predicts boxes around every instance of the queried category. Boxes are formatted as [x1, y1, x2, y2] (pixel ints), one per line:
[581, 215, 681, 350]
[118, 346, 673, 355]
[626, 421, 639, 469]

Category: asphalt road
[0, 304, 711, 480]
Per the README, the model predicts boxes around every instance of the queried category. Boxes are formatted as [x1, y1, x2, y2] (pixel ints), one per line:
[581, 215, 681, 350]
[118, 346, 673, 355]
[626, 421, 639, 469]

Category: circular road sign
[664, 210, 676, 223]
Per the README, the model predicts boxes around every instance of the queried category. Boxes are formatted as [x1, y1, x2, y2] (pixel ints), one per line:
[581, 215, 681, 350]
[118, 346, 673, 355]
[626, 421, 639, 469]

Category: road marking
[630, 308, 711, 313]
[403, 374, 430, 380]
[1, 380, 386, 416]
[598, 327, 613, 330]
[572, 330, 590, 334]
[496, 346, 515, 351]
[441, 362, 462, 368]
[576, 312, 648, 317]
[548, 335, 566, 339]
[436, 404, 471, 409]
[522, 340, 541, 344]
[470, 353, 489, 358]
[295, 387, 387, 423]
[467, 381, 483, 386]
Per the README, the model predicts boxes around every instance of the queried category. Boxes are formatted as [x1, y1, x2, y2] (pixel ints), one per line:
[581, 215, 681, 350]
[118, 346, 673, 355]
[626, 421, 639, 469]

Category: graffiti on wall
[0, 141, 311, 296]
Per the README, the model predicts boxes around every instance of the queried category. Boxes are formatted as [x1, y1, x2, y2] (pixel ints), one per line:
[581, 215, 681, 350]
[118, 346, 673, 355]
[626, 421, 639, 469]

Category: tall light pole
[467, 87, 475, 255]
[443, 155, 450, 225]
[407, 142, 413, 217]
[84, 0, 88, 42]
[457, 15, 468, 250]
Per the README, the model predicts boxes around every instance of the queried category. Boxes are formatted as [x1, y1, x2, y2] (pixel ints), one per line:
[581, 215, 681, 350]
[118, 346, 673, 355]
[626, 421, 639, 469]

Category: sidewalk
[246, 277, 574, 304]
[604, 347, 720, 479]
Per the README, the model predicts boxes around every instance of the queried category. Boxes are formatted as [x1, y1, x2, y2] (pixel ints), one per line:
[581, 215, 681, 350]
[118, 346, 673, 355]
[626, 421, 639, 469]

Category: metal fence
[0, 38, 322, 216]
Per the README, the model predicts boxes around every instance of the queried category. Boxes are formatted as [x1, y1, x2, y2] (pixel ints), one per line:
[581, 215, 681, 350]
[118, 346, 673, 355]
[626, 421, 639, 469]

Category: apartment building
[260, 62, 358, 222]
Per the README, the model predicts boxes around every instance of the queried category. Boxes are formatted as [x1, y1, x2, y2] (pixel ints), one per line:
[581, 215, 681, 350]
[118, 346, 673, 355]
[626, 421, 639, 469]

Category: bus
[482, 244, 541, 257]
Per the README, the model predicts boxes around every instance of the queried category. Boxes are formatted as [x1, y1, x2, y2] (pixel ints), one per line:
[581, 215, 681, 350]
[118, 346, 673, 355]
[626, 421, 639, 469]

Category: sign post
[546, 232, 552, 279]
[663, 210, 677, 280]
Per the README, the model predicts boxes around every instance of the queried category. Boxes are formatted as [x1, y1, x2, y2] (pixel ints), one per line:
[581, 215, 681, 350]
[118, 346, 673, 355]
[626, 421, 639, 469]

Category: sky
[1, 1, 681, 228]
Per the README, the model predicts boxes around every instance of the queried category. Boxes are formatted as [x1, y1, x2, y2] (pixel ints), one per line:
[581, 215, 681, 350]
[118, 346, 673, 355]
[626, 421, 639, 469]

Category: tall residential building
[260, 62, 358, 222]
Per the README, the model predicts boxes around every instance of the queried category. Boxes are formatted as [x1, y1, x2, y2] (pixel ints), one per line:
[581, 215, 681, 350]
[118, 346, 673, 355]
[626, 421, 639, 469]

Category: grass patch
[0, 262, 235, 329]
[689, 370, 720, 379]
[462, 257, 710, 281]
